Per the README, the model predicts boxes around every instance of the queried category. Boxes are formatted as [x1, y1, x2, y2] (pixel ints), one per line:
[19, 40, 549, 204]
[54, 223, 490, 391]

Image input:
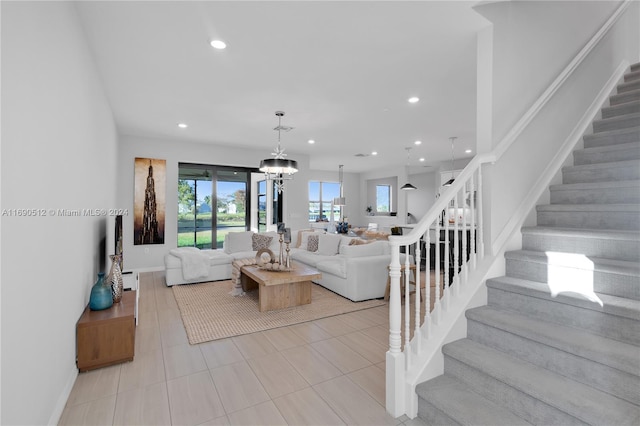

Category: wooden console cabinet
[77, 290, 136, 371]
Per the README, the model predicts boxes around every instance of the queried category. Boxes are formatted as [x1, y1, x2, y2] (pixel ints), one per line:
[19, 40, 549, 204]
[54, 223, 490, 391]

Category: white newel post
[386, 241, 405, 417]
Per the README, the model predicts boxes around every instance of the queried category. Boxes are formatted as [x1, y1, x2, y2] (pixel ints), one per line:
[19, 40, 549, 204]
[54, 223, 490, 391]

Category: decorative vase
[89, 272, 113, 311]
[106, 254, 124, 303]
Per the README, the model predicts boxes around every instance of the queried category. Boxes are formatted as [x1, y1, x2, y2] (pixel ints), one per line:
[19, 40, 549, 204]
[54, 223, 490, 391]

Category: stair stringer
[401, 255, 498, 418]
[400, 61, 630, 419]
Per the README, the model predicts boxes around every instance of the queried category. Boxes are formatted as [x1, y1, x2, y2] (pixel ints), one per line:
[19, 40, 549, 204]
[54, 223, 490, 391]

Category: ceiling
[75, 1, 489, 173]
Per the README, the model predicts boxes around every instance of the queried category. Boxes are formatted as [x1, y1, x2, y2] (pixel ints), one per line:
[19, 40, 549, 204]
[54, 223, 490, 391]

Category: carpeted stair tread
[537, 203, 640, 213]
[536, 203, 640, 230]
[609, 88, 640, 106]
[505, 249, 640, 299]
[562, 159, 640, 183]
[520, 226, 640, 261]
[415, 375, 531, 426]
[617, 79, 640, 94]
[562, 158, 640, 173]
[466, 305, 640, 376]
[549, 179, 640, 204]
[582, 126, 640, 148]
[505, 249, 640, 278]
[593, 112, 640, 132]
[625, 68, 640, 82]
[549, 179, 640, 192]
[521, 226, 640, 241]
[486, 276, 640, 321]
[442, 339, 640, 425]
[601, 99, 640, 118]
[572, 141, 640, 164]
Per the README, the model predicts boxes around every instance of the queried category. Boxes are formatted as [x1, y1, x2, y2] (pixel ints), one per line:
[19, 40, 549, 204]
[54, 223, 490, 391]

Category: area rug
[172, 280, 387, 344]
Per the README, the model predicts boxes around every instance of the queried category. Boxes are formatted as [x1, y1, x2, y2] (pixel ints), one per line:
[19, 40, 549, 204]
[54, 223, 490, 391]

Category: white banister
[385, 0, 635, 418]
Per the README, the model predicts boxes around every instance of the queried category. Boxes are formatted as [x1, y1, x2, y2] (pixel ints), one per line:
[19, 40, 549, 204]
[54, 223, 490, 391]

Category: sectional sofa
[164, 229, 410, 302]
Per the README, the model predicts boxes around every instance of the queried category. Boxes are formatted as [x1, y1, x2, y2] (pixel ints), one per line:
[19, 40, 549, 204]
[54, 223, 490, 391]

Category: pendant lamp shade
[401, 182, 417, 190]
[333, 164, 346, 205]
[259, 111, 298, 193]
[443, 136, 457, 187]
[401, 147, 416, 191]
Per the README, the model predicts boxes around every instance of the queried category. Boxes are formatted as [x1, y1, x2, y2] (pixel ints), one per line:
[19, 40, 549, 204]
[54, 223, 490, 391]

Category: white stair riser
[466, 320, 640, 405]
[487, 286, 640, 345]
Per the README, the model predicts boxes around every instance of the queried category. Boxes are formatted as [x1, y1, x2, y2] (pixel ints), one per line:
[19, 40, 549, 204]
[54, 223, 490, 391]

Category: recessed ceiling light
[419, 157, 425, 162]
[177, 123, 188, 129]
[408, 97, 419, 103]
[210, 40, 227, 49]
[308, 139, 315, 144]
[371, 151, 378, 156]
[414, 140, 422, 145]
[465, 149, 472, 154]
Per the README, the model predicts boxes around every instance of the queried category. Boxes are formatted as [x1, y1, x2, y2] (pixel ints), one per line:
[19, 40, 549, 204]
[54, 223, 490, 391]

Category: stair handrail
[385, 0, 635, 418]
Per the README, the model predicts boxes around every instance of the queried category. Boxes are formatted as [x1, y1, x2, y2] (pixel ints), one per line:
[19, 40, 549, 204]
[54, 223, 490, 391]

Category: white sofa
[164, 231, 280, 286]
[164, 229, 410, 301]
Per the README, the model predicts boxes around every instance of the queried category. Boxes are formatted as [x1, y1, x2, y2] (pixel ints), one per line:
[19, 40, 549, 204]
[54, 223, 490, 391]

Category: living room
[3, 1, 639, 425]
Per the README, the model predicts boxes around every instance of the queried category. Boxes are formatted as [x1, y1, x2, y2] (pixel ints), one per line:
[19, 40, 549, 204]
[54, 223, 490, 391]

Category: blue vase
[89, 272, 113, 311]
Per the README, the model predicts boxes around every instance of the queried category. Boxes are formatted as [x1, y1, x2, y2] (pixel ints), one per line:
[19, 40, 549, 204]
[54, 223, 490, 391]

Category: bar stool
[384, 264, 417, 301]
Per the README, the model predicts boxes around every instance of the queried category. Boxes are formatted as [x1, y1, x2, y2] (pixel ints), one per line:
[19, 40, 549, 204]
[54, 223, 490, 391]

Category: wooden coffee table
[240, 261, 322, 312]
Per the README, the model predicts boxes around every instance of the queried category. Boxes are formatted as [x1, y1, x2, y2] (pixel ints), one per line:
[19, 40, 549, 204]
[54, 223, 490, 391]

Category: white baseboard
[48, 365, 78, 425]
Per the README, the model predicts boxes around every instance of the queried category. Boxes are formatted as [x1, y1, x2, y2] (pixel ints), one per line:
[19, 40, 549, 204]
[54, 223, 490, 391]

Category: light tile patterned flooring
[59, 271, 430, 426]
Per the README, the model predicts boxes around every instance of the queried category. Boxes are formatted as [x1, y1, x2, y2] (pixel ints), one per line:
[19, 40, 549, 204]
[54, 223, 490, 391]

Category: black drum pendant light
[259, 111, 298, 193]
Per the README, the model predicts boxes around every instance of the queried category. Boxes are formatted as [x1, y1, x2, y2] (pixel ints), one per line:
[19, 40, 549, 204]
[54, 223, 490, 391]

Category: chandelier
[259, 111, 298, 193]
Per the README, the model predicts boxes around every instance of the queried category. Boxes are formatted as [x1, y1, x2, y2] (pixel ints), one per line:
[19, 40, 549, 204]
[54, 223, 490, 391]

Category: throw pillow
[317, 233, 342, 256]
[307, 234, 319, 252]
[252, 233, 273, 251]
[224, 231, 254, 253]
[296, 229, 314, 248]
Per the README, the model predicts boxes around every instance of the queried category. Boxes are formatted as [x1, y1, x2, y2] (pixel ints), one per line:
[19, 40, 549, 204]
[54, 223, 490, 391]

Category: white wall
[475, 0, 623, 145]
[475, 0, 639, 253]
[1, 2, 118, 424]
[117, 136, 368, 269]
[407, 171, 438, 222]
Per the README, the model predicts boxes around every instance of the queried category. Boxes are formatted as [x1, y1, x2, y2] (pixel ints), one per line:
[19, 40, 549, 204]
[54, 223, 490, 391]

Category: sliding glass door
[178, 164, 253, 249]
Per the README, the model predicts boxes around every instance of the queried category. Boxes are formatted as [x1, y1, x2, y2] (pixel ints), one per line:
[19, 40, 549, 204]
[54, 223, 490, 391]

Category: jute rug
[172, 280, 387, 344]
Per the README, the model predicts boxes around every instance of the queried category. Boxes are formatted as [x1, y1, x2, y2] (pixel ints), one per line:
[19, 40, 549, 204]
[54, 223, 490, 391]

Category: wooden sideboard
[76, 290, 136, 371]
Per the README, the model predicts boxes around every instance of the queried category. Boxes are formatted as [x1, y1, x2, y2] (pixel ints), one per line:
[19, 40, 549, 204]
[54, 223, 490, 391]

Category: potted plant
[366, 206, 373, 216]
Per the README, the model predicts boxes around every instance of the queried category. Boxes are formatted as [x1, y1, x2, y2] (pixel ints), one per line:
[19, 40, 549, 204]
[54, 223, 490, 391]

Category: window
[376, 185, 391, 212]
[308, 181, 340, 222]
[178, 164, 254, 249]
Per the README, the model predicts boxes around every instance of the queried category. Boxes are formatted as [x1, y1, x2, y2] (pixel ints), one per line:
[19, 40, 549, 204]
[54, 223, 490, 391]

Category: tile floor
[59, 271, 430, 426]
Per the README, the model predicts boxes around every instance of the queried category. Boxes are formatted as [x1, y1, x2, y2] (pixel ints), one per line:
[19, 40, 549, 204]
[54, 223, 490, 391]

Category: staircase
[415, 64, 640, 425]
